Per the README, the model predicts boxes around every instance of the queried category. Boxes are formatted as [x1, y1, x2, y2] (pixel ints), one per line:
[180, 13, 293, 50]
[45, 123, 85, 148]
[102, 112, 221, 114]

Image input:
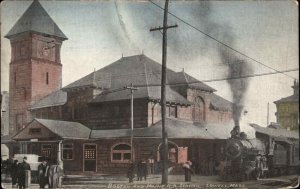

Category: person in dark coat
[137, 160, 143, 181]
[141, 160, 148, 181]
[17, 157, 31, 189]
[11, 159, 19, 188]
[182, 161, 194, 182]
[38, 158, 48, 189]
[127, 161, 135, 183]
[1, 158, 5, 189]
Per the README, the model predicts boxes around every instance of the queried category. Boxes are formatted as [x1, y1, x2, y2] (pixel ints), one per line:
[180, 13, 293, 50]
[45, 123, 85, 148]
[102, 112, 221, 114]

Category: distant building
[274, 80, 299, 130]
[7, 0, 236, 175]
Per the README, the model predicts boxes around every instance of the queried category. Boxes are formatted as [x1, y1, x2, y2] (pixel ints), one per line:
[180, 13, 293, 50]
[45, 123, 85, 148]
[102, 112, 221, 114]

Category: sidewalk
[2, 174, 298, 189]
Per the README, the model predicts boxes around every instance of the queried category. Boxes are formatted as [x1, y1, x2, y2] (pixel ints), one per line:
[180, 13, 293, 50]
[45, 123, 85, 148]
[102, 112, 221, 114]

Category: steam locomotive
[223, 126, 300, 181]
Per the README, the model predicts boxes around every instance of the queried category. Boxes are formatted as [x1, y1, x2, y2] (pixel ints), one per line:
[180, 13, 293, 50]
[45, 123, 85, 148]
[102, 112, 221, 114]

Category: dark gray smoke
[185, 1, 254, 125]
[218, 31, 253, 126]
[168, 1, 218, 61]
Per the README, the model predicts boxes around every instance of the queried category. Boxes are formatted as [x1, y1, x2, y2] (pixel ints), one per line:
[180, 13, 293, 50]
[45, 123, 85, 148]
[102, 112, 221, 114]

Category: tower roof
[5, 0, 67, 40]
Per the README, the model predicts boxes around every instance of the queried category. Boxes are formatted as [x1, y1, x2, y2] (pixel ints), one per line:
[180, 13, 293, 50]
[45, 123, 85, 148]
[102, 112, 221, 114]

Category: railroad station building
[4, 0, 236, 175]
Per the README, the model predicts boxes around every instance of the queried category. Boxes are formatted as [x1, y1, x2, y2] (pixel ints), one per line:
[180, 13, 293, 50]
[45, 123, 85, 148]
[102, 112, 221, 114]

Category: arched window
[193, 96, 205, 122]
[111, 143, 132, 163]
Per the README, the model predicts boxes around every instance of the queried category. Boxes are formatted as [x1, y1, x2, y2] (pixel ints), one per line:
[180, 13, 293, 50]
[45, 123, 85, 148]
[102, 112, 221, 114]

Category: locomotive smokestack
[230, 125, 240, 139]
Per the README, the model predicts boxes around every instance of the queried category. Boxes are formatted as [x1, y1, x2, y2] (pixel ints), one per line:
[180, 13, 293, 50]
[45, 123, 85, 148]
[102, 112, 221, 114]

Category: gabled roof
[92, 86, 191, 105]
[65, 54, 216, 105]
[12, 119, 91, 140]
[31, 90, 67, 109]
[12, 118, 234, 140]
[274, 93, 299, 104]
[170, 71, 216, 92]
[63, 72, 111, 90]
[34, 119, 91, 139]
[5, 0, 67, 40]
[90, 118, 231, 139]
[250, 123, 299, 139]
[34, 54, 231, 108]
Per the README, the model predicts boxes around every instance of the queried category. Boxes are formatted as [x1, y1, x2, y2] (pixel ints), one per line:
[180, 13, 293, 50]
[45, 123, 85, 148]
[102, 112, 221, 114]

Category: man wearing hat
[17, 157, 31, 189]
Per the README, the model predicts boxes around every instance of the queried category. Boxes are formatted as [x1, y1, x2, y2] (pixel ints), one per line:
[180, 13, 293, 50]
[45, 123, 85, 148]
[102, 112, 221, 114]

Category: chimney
[292, 80, 299, 95]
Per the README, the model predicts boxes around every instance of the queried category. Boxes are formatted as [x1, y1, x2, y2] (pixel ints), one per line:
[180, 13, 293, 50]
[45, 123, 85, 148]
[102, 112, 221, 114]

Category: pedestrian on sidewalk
[182, 161, 194, 182]
[127, 161, 135, 183]
[141, 159, 148, 181]
[1, 158, 6, 189]
[11, 159, 19, 188]
[17, 156, 31, 189]
[38, 158, 49, 189]
[137, 160, 143, 181]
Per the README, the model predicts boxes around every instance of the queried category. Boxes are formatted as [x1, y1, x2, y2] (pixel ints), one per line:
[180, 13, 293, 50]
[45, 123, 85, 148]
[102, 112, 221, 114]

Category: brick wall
[89, 99, 148, 129]
[8, 32, 64, 135]
[60, 138, 224, 175]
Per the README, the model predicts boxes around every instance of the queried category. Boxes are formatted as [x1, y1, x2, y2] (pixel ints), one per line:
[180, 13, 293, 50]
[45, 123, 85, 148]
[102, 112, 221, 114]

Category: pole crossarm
[150, 24, 178, 32]
[124, 84, 138, 91]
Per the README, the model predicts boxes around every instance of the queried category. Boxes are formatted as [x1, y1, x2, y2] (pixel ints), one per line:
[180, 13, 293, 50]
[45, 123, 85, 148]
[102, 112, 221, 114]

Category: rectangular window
[168, 106, 177, 118]
[46, 72, 49, 85]
[123, 153, 131, 160]
[112, 153, 122, 160]
[63, 143, 74, 160]
[84, 144, 96, 160]
[41, 144, 52, 158]
[29, 128, 41, 134]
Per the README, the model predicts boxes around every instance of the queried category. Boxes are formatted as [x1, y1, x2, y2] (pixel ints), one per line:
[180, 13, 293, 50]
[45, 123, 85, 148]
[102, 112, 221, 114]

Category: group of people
[127, 160, 148, 183]
[1, 156, 31, 189]
[1, 156, 49, 189]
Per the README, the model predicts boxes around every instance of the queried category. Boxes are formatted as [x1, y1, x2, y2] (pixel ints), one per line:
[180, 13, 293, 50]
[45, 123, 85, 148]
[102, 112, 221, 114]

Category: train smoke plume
[188, 1, 254, 126]
[218, 31, 253, 126]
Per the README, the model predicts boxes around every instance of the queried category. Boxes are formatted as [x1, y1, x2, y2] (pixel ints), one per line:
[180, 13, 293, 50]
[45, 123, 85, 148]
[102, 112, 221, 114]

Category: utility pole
[150, 0, 177, 185]
[125, 83, 138, 161]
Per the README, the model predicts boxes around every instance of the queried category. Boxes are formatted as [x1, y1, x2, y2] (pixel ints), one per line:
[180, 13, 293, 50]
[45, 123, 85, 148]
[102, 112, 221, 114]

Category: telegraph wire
[148, 0, 297, 80]
[100, 68, 298, 95]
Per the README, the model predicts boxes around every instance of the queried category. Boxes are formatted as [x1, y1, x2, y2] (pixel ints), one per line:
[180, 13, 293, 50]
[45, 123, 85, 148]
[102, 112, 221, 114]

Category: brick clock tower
[5, 0, 67, 135]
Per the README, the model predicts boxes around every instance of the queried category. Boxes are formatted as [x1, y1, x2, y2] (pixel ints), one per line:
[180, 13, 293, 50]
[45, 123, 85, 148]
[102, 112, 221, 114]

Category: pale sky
[1, 0, 299, 127]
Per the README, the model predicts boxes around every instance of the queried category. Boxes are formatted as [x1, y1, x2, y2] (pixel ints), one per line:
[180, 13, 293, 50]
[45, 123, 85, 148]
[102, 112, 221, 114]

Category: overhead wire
[100, 68, 298, 94]
[148, 0, 297, 80]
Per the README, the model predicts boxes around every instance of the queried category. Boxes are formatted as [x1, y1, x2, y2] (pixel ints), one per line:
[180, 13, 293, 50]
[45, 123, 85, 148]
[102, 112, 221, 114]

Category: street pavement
[2, 174, 299, 189]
